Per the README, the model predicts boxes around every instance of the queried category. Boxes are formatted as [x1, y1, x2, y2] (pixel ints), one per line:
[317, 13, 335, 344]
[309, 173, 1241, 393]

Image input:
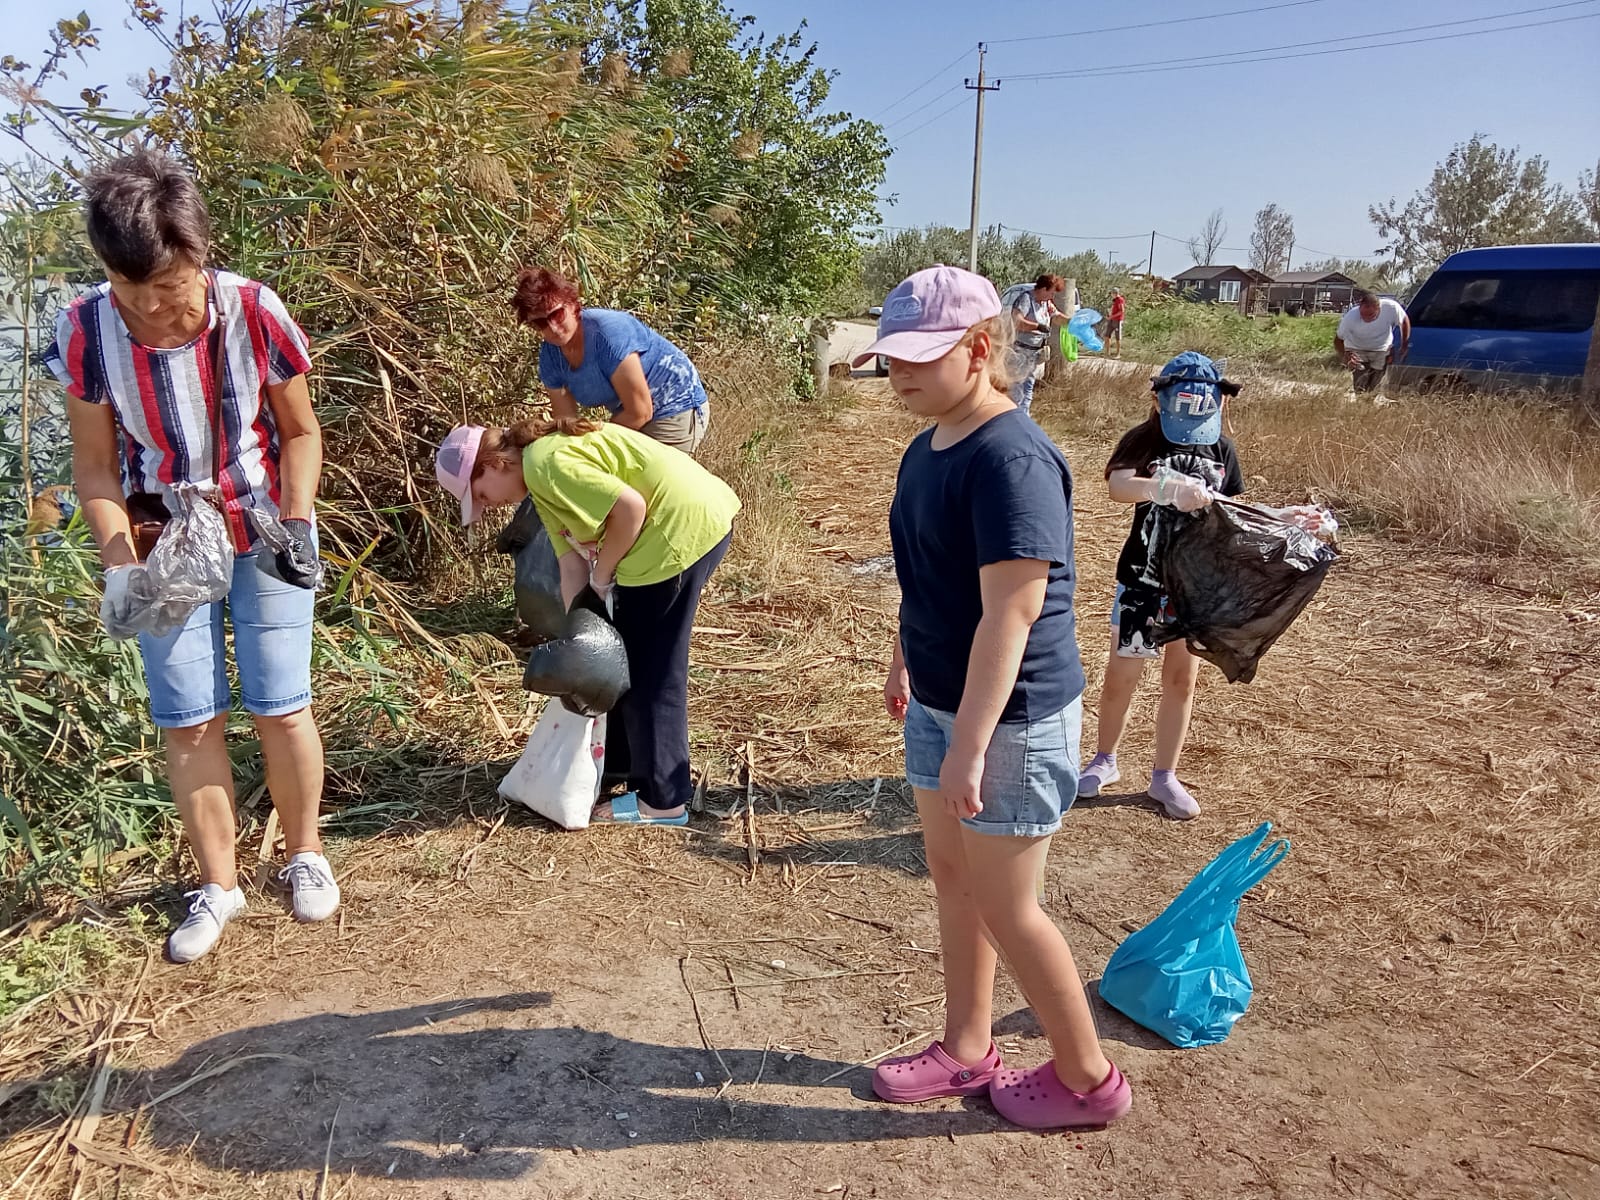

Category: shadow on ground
[73, 993, 1007, 1183]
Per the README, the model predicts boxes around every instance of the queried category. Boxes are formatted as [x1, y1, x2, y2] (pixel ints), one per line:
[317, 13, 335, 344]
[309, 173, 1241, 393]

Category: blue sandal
[597, 792, 690, 826]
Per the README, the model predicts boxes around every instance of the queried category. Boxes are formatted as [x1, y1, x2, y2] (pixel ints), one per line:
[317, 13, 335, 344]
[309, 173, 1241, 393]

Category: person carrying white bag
[435, 415, 739, 827]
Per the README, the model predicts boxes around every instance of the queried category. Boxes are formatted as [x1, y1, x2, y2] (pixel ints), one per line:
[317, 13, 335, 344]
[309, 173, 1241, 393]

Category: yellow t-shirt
[522, 425, 741, 588]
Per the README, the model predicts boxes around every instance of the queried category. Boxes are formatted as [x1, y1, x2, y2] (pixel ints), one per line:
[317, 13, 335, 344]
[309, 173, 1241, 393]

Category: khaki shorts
[641, 404, 710, 455]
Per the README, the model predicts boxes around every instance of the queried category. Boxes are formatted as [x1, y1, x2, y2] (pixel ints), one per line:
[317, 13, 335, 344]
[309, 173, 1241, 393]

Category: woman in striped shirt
[46, 151, 339, 964]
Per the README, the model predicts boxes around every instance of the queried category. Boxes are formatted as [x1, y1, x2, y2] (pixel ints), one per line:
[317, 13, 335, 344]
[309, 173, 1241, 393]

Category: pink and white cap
[852, 266, 1002, 368]
[435, 425, 487, 525]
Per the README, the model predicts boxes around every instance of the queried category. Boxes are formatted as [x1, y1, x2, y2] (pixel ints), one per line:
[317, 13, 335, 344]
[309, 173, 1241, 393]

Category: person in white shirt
[1334, 290, 1410, 396]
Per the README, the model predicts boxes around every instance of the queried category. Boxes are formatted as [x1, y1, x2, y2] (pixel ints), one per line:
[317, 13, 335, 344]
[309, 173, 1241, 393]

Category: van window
[1410, 269, 1600, 334]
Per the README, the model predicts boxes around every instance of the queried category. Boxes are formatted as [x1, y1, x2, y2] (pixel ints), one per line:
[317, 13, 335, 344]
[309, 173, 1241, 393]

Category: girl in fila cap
[1079, 351, 1244, 820]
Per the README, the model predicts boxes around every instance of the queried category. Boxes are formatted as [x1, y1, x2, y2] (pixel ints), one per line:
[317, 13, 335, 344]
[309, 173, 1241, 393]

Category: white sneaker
[279, 851, 341, 922]
[167, 883, 246, 963]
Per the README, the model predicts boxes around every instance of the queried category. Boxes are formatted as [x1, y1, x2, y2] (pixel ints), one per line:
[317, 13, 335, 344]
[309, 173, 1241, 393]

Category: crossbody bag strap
[206, 269, 226, 488]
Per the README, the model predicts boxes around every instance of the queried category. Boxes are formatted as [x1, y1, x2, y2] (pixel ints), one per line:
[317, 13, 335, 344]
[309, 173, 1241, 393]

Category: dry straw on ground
[3, 362, 1597, 1199]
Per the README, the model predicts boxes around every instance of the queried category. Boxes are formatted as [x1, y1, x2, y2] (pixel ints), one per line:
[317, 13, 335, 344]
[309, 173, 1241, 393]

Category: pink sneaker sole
[988, 1060, 1132, 1130]
[872, 1040, 1002, 1104]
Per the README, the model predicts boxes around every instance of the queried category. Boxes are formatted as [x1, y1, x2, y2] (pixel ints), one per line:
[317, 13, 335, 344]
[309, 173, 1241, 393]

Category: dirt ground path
[16, 379, 1599, 1200]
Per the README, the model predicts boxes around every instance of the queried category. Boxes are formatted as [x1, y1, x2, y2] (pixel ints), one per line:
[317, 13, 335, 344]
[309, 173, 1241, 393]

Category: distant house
[1268, 270, 1359, 315]
[1171, 265, 1271, 314]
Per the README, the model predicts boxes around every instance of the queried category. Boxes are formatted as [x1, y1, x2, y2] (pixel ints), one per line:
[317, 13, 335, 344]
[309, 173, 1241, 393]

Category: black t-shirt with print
[1112, 434, 1245, 589]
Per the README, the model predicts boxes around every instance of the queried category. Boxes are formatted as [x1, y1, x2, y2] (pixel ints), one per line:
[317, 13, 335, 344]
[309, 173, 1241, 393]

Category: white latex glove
[1153, 469, 1213, 513]
[100, 564, 150, 637]
[1169, 479, 1213, 512]
[589, 568, 615, 603]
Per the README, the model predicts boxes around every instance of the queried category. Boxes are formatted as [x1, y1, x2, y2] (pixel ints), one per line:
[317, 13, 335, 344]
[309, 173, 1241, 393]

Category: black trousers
[604, 533, 730, 813]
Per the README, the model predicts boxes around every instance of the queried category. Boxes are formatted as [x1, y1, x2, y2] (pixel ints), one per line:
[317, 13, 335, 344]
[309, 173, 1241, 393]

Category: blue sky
[19, 0, 1600, 277]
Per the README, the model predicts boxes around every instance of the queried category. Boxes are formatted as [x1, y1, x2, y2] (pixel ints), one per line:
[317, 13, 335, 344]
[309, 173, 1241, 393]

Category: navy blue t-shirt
[889, 409, 1085, 724]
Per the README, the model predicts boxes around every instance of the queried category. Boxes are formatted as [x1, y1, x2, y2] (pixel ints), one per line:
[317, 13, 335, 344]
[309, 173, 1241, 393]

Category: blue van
[1390, 243, 1600, 394]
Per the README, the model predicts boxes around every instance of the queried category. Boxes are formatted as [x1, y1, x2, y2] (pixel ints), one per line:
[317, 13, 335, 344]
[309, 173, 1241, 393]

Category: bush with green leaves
[0, 0, 887, 915]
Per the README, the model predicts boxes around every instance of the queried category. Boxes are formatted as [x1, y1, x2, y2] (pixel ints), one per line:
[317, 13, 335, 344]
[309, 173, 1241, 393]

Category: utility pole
[965, 43, 1000, 274]
[1148, 230, 1157, 276]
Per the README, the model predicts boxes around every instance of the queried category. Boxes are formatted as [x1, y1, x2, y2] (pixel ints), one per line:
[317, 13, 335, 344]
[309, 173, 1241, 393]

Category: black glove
[269, 518, 323, 589]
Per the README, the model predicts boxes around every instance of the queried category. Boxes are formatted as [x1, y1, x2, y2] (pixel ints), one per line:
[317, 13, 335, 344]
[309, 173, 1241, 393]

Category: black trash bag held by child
[522, 586, 631, 716]
[500, 499, 565, 641]
[1154, 498, 1337, 684]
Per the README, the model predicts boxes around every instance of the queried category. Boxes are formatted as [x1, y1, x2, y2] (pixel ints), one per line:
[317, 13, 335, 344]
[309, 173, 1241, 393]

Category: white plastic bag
[497, 700, 606, 830]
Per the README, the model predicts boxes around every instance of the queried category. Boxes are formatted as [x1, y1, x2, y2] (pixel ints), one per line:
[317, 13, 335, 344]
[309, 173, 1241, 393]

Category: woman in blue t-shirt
[511, 267, 710, 454]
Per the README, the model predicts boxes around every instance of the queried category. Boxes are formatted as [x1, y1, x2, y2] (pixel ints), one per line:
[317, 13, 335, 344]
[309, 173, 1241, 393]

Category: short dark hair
[1034, 273, 1065, 293]
[83, 150, 210, 281]
[1354, 288, 1379, 306]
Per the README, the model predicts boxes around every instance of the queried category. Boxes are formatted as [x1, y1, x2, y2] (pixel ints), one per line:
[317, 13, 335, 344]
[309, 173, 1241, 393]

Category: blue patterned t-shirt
[538, 308, 707, 421]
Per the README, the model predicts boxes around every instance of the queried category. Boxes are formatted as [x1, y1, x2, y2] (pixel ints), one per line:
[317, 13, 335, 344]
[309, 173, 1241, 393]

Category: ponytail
[477, 415, 605, 470]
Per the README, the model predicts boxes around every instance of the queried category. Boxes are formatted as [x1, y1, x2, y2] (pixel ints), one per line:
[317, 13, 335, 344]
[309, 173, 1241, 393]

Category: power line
[1005, 10, 1600, 82]
[866, 47, 973, 122]
[887, 94, 972, 147]
[880, 84, 964, 132]
[1005, 0, 1597, 80]
[1001, 222, 1149, 242]
[987, 0, 1336, 45]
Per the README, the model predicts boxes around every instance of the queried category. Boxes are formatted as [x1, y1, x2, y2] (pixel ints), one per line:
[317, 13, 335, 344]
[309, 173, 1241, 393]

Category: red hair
[511, 267, 582, 325]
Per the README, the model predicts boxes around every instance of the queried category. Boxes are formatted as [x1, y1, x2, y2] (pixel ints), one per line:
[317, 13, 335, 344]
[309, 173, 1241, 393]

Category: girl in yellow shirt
[436, 416, 740, 823]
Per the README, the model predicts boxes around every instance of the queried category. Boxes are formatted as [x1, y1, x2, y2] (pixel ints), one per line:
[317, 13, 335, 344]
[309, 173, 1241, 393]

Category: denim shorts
[903, 696, 1082, 838]
[136, 548, 315, 729]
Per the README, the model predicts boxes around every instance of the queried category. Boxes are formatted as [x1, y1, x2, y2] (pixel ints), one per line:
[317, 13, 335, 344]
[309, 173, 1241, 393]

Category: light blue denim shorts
[136, 548, 315, 729]
[903, 695, 1082, 838]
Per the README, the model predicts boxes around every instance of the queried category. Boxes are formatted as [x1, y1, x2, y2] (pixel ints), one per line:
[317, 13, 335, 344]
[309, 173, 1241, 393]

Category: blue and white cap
[1153, 351, 1226, 445]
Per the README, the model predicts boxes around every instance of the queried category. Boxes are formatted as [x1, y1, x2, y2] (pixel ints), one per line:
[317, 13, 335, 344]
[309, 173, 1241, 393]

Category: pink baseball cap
[435, 425, 486, 525]
[852, 266, 1002, 368]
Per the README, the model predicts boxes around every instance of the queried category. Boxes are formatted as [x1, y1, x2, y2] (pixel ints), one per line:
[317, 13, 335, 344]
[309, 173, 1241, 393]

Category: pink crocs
[988, 1060, 1132, 1130]
[872, 1040, 1002, 1104]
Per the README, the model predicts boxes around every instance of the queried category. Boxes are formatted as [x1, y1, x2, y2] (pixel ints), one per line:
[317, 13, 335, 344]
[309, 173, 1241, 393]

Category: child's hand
[884, 662, 910, 722]
[939, 746, 985, 819]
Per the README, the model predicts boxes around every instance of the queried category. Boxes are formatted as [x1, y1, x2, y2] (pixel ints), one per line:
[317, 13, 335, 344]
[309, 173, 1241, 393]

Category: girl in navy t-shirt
[855, 266, 1131, 1131]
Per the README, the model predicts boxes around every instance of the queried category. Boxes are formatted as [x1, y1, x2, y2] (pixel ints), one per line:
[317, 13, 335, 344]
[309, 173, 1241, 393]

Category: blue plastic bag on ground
[1099, 822, 1289, 1047]
[1067, 308, 1104, 353]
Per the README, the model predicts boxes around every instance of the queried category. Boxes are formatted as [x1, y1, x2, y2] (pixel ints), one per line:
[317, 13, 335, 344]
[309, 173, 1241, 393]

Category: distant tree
[1186, 208, 1226, 266]
[1579, 159, 1600, 230]
[857, 224, 1130, 305]
[1249, 203, 1295, 274]
[1368, 134, 1597, 280]
[1298, 256, 1395, 293]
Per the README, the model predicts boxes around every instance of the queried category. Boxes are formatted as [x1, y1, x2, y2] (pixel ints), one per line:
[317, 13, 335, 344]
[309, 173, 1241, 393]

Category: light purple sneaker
[1077, 753, 1121, 798]
[1148, 771, 1200, 820]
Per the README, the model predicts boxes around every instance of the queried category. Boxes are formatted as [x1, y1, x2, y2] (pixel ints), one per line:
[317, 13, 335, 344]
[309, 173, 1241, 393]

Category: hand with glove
[258, 517, 323, 589]
[100, 563, 159, 639]
[1152, 466, 1213, 513]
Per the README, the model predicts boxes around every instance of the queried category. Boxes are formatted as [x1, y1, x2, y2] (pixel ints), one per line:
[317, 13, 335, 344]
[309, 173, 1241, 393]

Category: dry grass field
[3, 362, 1597, 1200]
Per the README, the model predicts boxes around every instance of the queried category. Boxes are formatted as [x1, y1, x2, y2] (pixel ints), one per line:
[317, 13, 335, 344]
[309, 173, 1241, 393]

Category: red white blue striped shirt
[43, 272, 313, 551]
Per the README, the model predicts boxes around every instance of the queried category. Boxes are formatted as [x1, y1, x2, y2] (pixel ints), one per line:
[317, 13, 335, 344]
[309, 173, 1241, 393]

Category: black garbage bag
[1155, 498, 1338, 684]
[522, 586, 631, 716]
[500, 499, 565, 641]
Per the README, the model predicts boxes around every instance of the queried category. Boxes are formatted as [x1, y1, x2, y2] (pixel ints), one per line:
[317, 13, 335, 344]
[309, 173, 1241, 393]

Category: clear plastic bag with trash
[101, 483, 235, 640]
